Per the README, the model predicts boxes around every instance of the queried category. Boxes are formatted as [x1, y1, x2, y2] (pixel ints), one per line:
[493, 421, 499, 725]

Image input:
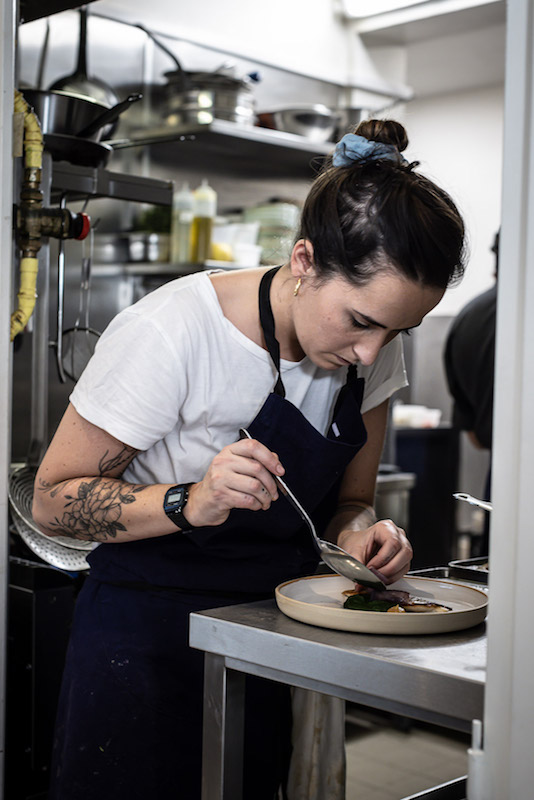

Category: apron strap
[259, 266, 286, 397]
[258, 266, 362, 406]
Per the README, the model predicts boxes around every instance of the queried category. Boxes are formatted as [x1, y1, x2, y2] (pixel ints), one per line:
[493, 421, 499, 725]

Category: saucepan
[134, 23, 258, 127]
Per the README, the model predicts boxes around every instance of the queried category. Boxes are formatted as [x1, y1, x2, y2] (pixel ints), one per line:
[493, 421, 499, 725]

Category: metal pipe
[55, 194, 67, 384]
[27, 151, 52, 467]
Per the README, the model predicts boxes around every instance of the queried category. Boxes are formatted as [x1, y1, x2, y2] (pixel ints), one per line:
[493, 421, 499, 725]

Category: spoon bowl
[239, 428, 387, 590]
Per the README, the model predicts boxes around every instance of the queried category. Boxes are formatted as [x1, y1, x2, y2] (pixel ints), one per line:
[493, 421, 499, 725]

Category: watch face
[166, 487, 186, 506]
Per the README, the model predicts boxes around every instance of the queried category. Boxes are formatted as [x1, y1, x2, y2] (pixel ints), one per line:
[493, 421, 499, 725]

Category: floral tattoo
[38, 445, 147, 542]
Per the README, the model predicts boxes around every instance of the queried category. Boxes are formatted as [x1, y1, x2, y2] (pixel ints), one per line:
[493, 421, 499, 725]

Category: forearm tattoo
[37, 444, 148, 542]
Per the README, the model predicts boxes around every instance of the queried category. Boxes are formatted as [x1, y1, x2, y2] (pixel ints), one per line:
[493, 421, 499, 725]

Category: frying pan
[43, 134, 112, 168]
[48, 5, 119, 108]
[22, 89, 142, 142]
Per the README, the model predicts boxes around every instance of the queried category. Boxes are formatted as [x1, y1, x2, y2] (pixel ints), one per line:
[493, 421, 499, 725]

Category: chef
[32, 118, 465, 800]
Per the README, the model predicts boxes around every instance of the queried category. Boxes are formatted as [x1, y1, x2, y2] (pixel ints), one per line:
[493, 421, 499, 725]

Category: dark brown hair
[298, 119, 466, 289]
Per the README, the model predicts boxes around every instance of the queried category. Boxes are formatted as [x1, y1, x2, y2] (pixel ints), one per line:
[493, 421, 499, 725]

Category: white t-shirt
[71, 272, 407, 486]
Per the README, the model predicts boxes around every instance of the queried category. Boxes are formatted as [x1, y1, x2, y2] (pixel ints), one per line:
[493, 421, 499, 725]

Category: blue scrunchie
[333, 133, 406, 167]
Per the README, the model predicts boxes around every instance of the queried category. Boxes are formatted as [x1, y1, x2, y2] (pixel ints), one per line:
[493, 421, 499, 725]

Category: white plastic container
[243, 200, 300, 265]
[190, 179, 217, 264]
[233, 243, 262, 267]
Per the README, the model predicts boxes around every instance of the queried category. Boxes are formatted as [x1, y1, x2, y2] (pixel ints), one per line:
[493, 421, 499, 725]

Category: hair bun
[354, 119, 408, 153]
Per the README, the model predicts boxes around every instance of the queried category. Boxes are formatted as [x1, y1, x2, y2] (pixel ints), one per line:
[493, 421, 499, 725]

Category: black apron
[49, 267, 368, 800]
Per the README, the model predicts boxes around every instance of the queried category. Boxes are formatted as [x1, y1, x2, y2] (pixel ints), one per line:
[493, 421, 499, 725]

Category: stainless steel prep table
[189, 598, 486, 800]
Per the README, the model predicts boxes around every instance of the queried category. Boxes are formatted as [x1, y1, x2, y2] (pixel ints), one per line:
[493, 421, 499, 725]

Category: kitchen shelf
[91, 262, 203, 277]
[50, 162, 173, 206]
[20, 0, 98, 23]
[111, 119, 334, 178]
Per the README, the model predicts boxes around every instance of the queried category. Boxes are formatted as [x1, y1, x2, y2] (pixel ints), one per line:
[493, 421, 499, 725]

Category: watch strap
[163, 483, 195, 532]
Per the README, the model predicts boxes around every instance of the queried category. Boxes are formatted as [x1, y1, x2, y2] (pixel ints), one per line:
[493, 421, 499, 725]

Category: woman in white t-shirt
[32, 119, 466, 800]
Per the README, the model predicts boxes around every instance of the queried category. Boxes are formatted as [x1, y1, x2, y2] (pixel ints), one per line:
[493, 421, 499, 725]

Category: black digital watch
[163, 483, 195, 532]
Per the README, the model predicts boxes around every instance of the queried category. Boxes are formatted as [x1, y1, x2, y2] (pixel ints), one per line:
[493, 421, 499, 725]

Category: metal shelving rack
[111, 118, 333, 178]
[50, 161, 173, 206]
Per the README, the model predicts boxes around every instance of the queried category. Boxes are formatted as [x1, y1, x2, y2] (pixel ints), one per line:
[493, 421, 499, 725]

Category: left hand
[337, 520, 412, 585]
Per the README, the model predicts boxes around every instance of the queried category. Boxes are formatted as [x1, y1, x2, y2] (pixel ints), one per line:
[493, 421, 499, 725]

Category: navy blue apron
[49, 267, 368, 800]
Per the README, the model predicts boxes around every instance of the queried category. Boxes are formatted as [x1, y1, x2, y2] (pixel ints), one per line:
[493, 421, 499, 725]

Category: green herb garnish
[343, 595, 397, 613]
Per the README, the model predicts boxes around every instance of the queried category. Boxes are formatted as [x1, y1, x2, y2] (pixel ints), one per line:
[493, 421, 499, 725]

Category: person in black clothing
[32, 119, 466, 800]
[444, 231, 498, 553]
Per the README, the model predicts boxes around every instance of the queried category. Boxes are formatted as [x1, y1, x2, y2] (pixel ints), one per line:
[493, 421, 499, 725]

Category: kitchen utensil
[276, 574, 488, 634]
[134, 22, 191, 91]
[239, 428, 386, 590]
[23, 89, 108, 138]
[9, 465, 96, 553]
[165, 69, 256, 127]
[22, 89, 141, 143]
[133, 23, 256, 127]
[257, 104, 340, 143]
[125, 232, 170, 263]
[448, 557, 489, 583]
[75, 92, 142, 139]
[93, 232, 129, 264]
[35, 18, 50, 89]
[43, 133, 112, 167]
[10, 515, 93, 571]
[61, 231, 100, 382]
[48, 6, 119, 108]
[453, 493, 493, 512]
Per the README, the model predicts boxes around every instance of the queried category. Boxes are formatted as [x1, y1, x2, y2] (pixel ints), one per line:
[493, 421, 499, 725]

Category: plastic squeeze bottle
[190, 179, 217, 264]
[170, 181, 194, 263]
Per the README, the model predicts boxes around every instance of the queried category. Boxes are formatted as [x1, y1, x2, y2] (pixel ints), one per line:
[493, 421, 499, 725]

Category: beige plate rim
[275, 574, 488, 635]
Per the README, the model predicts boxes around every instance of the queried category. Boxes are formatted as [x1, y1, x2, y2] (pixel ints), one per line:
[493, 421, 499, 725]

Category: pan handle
[134, 23, 191, 90]
[75, 93, 143, 139]
[75, 6, 89, 79]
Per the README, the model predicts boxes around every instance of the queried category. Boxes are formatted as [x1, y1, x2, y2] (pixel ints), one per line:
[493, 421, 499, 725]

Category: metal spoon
[239, 429, 386, 590]
[453, 492, 493, 512]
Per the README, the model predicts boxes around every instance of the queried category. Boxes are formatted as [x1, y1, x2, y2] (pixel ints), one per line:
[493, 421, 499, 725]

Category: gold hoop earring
[293, 278, 302, 297]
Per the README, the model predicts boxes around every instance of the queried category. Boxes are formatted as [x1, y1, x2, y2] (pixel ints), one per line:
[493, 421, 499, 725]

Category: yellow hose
[14, 89, 43, 169]
[11, 90, 44, 340]
[10, 257, 39, 340]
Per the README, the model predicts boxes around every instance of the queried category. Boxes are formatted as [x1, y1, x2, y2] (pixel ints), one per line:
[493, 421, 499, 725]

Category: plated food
[275, 574, 488, 634]
[342, 585, 451, 613]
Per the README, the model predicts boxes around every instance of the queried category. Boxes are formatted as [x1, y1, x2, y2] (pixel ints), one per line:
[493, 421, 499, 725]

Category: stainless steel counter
[189, 599, 486, 800]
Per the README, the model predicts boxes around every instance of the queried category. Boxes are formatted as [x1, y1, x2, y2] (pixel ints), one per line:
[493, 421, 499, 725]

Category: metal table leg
[201, 653, 245, 800]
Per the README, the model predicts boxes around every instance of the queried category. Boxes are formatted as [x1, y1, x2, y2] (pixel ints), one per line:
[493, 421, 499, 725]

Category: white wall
[92, 0, 352, 84]
[368, 21, 505, 317]
[402, 85, 504, 316]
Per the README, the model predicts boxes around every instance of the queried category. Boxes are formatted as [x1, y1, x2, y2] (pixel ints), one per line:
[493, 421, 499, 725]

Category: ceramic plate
[275, 574, 488, 635]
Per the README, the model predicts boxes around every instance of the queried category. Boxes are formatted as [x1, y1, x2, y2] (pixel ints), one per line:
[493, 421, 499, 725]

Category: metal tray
[448, 557, 489, 584]
[409, 565, 487, 591]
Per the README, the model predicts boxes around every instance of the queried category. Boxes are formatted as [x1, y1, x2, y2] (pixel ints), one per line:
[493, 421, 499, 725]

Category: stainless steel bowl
[257, 104, 340, 142]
